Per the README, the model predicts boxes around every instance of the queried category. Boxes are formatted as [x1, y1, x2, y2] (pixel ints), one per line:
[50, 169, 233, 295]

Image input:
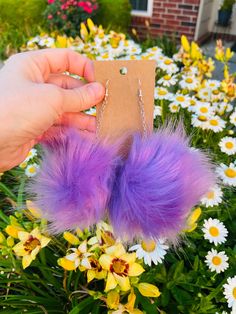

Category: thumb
[61, 82, 105, 113]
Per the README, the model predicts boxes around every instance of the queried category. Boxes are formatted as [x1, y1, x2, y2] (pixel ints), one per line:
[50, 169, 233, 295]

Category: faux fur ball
[29, 127, 120, 233]
[109, 125, 215, 242]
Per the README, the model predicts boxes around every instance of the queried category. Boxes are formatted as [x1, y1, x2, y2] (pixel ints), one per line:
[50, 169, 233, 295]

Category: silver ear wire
[96, 80, 109, 138]
[138, 79, 148, 137]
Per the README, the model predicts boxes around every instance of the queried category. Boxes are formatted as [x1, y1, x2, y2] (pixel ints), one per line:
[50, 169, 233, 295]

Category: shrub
[94, 0, 132, 32]
[0, 0, 46, 58]
[44, 0, 98, 37]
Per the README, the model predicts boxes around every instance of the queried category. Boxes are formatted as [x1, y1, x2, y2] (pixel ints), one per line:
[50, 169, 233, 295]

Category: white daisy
[158, 57, 179, 74]
[205, 248, 229, 273]
[205, 79, 221, 89]
[198, 87, 212, 101]
[169, 103, 180, 113]
[157, 74, 177, 87]
[202, 218, 228, 245]
[219, 137, 236, 155]
[129, 239, 169, 266]
[191, 114, 209, 130]
[200, 185, 223, 207]
[179, 76, 199, 90]
[223, 275, 236, 310]
[217, 163, 236, 186]
[154, 87, 173, 101]
[38, 37, 55, 48]
[230, 111, 236, 126]
[193, 101, 214, 116]
[206, 116, 226, 133]
[154, 106, 162, 118]
[24, 148, 37, 162]
[171, 94, 191, 108]
[25, 163, 40, 178]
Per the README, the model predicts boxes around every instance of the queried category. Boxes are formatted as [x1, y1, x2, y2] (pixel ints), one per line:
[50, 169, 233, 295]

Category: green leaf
[0, 182, 17, 201]
[69, 297, 95, 314]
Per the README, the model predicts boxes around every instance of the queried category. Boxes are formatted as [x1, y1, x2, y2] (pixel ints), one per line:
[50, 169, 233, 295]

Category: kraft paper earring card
[94, 60, 156, 139]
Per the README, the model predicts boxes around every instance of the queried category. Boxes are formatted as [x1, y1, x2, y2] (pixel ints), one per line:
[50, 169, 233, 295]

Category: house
[130, 0, 236, 42]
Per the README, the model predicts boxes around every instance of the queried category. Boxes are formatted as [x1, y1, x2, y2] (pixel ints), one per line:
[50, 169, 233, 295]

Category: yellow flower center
[225, 142, 234, 149]
[224, 168, 236, 178]
[176, 96, 185, 102]
[164, 59, 172, 65]
[141, 239, 157, 252]
[24, 236, 40, 252]
[207, 191, 215, 199]
[203, 91, 209, 96]
[209, 119, 219, 126]
[209, 226, 219, 237]
[164, 75, 171, 80]
[172, 105, 179, 111]
[200, 107, 208, 113]
[198, 115, 207, 121]
[111, 258, 129, 276]
[186, 78, 193, 83]
[158, 90, 168, 96]
[28, 167, 36, 174]
[212, 256, 222, 266]
[233, 287, 236, 299]
[212, 90, 220, 95]
[190, 100, 196, 106]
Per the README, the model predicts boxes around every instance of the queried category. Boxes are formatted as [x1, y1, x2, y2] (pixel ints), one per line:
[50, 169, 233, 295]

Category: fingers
[60, 81, 105, 112]
[56, 112, 96, 132]
[46, 73, 85, 89]
[8, 48, 95, 82]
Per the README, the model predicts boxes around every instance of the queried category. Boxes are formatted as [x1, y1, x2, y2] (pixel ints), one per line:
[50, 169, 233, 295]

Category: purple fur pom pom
[29, 128, 119, 233]
[109, 124, 215, 242]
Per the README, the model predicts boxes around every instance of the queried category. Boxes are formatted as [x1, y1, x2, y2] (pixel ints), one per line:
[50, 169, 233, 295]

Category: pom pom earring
[29, 81, 120, 233]
[108, 80, 215, 242]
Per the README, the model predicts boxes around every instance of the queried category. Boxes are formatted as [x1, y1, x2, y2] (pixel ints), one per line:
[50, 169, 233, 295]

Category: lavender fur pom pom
[109, 124, 215, 241]
[29, 128, 119, 233]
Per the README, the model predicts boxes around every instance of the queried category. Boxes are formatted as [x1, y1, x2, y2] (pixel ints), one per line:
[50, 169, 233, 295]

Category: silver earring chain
[96, 80, 109, 138]
[138, 79, 148, 138]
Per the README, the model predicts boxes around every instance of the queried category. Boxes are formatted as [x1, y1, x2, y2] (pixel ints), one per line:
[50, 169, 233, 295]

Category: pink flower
[48, 0, 55, 4]
[47, 14, 53, 19]
[62, 14, 67, 20]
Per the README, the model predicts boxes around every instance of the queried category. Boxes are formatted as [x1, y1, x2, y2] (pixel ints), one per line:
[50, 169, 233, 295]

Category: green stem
[0, 182, 17, 201]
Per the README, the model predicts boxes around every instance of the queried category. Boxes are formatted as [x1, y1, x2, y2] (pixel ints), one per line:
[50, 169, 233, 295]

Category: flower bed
[0, 20, 236, 313]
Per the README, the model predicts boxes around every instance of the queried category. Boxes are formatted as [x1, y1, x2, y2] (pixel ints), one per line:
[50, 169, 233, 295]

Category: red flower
[48, 0, 55, 4]
[47, 14, 53, 19]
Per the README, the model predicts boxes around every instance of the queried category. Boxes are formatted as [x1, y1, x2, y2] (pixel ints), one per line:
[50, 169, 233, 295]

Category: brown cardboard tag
[94, 60, 156, 140]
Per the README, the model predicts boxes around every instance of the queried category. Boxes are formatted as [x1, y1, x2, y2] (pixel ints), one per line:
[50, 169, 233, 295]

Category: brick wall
[131, 0, 201, 41]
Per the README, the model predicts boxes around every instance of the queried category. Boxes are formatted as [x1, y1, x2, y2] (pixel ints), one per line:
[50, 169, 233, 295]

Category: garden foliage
[0, 20, 236, 314]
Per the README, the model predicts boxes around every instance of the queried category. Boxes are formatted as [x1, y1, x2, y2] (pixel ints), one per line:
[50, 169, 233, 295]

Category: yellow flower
[80, 22, 88, 40]
[58, 241, 91, 271]
[86, 256, 107, 283]
[58, 257, 76, 271]
[6, 236, 15, 247]
[0, 231, 6, 243]
[108, 290, 143, 313]
[26, 200, 42, 219]
[137, 283, 161, 298]
[13, 227, 51, 269]
[184, 207, 202, 232]
[181, 35, 190, 52]
[87, 18, 96, 34]
[63, 232, 80, 245]
[5, 225, 24, 239]
[56, 35, 68, 48]
[106, 290, 120, 310]
[99, 243, 145, 292]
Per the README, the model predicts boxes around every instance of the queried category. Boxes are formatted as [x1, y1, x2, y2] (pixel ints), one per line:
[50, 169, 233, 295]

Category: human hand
[0, 48, 104, 172]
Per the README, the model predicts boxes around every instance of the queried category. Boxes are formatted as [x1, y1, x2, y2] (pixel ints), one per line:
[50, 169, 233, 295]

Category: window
[130, 0, 153, 17]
